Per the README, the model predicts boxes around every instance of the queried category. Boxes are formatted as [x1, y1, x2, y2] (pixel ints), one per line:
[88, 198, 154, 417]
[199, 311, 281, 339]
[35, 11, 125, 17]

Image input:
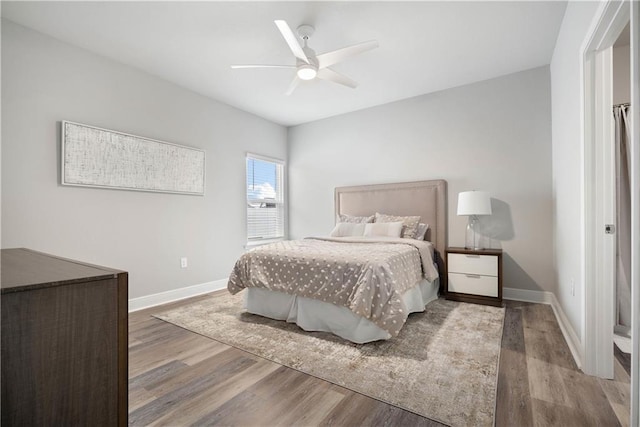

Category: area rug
[154, 292, 505, 427]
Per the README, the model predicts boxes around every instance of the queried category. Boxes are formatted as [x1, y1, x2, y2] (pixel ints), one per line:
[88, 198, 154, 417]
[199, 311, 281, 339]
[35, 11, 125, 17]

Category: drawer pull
[465, 255, 481, 258]
[465, 274, 482, 279]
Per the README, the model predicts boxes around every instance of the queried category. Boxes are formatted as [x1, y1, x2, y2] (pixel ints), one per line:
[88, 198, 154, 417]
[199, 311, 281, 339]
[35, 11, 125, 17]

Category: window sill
[245, 238, 285, 249]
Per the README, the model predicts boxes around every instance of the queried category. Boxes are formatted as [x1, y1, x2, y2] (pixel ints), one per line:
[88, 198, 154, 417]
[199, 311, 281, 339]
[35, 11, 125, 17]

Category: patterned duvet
[227, 237, 438, 337]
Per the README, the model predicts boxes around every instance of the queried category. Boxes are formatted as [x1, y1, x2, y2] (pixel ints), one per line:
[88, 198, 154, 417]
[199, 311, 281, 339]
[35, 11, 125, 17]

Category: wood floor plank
[496, 307, 534, 426]
[130, 355, 258, 425]
[523, 326, 576, 370]
[319, 391, 386, 426]
[599, 375, 631, 407]
[129, 360, 188, 391]
[230, 367, 326, 426]
[497, 348, 533, 424]
[599, 376, 631, 427]
[129, 333, 206, 377]
[191, 366, 304, 426]
[189, 390, 265, 426]
[144, 347, 245, 396]
[180, 339, 228, 366]
[367, 403, 444, 427]
[521, 303, 557, 331]
[561, 367, 621, 426]
[149, 357, 280, 426]
[610, 402, 631, 427]
[501, 305, 527, 353]
[531, 397, 603, 427]
[128, 386, 157, 413]
[269, 381, 345, 426]
[526, 355, 572, 407]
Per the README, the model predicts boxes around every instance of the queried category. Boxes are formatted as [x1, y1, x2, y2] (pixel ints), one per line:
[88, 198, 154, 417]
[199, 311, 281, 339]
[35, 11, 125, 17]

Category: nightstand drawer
[448, 253, 497, 277]
[448, 272, 498, 297]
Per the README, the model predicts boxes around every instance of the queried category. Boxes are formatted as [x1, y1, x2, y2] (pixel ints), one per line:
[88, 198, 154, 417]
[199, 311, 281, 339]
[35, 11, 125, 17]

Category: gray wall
[613, 45, 631, 105]
[1, 20, 287, 299]
[288, 66, 553, 293]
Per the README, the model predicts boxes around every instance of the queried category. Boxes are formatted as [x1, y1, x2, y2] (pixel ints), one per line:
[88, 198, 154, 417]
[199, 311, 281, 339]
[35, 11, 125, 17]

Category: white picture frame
[61, 121, 205, 195]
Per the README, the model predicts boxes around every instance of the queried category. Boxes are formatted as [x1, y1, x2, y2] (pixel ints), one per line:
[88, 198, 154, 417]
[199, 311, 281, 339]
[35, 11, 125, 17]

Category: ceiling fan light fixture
[231, 20, 379, 95]
[297, 64, 317, 80]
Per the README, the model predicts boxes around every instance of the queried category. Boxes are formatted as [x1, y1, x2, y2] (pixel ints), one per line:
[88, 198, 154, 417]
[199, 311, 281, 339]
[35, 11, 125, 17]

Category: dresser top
[1, 248, 124, 294]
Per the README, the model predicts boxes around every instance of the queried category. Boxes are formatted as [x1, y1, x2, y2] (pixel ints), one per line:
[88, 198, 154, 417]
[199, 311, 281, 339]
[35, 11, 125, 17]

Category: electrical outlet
[180, 257, 188, 269]
[571, 278, 575, 296]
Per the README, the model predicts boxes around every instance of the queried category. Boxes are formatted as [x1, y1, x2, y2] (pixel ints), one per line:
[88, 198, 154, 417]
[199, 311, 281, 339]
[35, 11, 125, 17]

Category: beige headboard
[335, 180, 448, 289]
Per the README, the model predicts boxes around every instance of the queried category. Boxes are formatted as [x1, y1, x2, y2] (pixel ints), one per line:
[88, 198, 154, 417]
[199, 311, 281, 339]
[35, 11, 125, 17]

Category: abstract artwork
[62, 121, 205, 195]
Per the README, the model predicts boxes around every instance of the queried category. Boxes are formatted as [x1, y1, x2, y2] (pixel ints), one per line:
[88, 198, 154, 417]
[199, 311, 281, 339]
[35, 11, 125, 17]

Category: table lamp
[457, 191, 492, 250]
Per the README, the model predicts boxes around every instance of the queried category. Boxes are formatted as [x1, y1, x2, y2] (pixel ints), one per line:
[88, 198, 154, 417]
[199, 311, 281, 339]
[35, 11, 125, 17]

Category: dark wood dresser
[1, 248, 128, 426]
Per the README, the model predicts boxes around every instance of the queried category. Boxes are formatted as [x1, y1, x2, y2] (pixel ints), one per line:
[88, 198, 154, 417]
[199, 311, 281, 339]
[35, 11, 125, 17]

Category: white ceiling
[2, 1, 567, 127]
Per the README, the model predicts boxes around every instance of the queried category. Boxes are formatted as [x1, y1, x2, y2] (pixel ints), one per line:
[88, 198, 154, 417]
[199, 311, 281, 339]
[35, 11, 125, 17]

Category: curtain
[615, 104, 632, 331]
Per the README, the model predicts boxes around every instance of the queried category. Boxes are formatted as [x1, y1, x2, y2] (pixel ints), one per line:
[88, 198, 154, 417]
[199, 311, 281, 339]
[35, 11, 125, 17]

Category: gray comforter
[227, 237, 438, 337]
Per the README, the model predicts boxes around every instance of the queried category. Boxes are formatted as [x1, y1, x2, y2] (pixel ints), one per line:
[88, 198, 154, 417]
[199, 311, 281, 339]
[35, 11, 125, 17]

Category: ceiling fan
[231, 20, 378, 95]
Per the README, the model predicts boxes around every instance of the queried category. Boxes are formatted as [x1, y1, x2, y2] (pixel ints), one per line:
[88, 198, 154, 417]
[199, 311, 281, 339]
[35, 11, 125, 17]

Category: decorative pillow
[375, 213, 421, 239]
[413, 223, 429, 240]
[337, 213, 374, 224]
[363, 221, 403, 238]
[330, 222, 366, 237]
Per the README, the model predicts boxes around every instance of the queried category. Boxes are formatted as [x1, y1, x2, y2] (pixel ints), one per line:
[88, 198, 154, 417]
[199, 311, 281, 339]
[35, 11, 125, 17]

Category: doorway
[612, 24, 632, 371]
[583, 0, 639, 424]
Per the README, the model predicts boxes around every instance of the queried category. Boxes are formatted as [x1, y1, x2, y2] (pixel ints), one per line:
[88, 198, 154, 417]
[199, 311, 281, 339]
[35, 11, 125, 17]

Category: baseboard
[503, 287, 549, 304]
[128, 278, 228, 312]
[503, 287, 584, 369]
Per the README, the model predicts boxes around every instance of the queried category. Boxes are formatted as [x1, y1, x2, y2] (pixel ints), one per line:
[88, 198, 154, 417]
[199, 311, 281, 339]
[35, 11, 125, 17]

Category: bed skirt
[244, 278, 440, 343]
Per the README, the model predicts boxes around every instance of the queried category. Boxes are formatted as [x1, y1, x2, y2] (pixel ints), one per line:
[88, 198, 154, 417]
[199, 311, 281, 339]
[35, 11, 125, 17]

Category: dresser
[1, 248, 128, 426]
[445, 247, 503, 307]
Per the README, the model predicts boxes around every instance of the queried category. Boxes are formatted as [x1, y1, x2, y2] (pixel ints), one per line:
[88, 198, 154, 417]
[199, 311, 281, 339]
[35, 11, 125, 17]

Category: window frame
[245, 152, 286, 246]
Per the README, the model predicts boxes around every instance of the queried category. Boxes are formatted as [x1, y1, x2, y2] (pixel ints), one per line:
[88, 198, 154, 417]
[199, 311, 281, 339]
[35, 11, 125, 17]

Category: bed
[228, 180, 447, 343]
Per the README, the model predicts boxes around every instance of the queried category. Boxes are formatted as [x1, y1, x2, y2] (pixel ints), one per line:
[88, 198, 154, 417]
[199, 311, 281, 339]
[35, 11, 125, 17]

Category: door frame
[629, 2, 639, 424]
[582, 0, 639, 423]
[582, 0, 628, 379]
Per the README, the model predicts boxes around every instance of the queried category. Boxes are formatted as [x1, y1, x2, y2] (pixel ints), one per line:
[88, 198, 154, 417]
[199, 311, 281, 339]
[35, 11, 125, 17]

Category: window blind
[246, 154, 285, 241]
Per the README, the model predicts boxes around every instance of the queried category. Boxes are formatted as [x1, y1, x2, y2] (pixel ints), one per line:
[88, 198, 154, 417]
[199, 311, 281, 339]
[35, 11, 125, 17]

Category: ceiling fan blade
[317, 40, 379, 69]
[285, 76, 300, 96]
[316, 68, 358, 88]
[231, 65, 295, 69]
[274, 20, 309, 64]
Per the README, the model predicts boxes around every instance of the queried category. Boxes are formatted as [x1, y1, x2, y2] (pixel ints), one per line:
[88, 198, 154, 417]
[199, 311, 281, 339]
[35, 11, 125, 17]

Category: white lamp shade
[457, 191, 492, 216]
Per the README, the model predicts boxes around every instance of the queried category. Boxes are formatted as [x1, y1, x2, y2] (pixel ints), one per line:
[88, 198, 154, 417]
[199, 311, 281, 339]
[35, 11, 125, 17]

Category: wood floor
[129, 295, 630, 426]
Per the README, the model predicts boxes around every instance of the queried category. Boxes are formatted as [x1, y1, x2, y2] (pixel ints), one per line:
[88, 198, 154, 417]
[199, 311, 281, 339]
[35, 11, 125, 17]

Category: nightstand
[445, 247, 503, 307]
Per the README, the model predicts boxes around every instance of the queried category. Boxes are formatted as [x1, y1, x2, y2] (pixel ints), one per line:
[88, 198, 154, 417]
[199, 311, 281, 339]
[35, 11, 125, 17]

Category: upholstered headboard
[335, 180, 448, 288]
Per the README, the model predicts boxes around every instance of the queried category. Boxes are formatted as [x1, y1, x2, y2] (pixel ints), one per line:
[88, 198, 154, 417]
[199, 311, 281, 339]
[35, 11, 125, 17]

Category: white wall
[549, 1, 602, 342]
[289, 66, 553, 293]
[1, 20, 287, 299]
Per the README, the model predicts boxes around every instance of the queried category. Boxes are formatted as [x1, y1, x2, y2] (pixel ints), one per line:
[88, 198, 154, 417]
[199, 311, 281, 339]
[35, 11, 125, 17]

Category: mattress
[244, 278, 439, 343]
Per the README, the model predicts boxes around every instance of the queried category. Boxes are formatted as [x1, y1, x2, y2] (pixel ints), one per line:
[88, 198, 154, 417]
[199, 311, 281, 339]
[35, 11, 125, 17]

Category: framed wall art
[61, 121, 205, 195]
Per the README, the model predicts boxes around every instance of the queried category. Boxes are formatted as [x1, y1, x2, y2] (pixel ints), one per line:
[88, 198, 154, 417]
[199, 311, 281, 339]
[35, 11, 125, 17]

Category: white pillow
[364, 221, 403, 238]
[374, 213, 421, 239]
[330, 222, 366, 237]
[413, 223, 429, 240]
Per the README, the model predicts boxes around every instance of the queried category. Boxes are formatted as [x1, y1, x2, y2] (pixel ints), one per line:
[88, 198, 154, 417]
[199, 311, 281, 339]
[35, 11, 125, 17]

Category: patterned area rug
[154, 292, 505, 427]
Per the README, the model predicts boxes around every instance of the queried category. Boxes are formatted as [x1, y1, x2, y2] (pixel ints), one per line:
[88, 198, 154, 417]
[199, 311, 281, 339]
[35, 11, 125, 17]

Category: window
[246, 154, 285, 242]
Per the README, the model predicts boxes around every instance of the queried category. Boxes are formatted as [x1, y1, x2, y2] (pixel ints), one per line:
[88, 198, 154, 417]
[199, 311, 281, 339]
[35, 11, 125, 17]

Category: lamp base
[464, 216, 486, 250]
